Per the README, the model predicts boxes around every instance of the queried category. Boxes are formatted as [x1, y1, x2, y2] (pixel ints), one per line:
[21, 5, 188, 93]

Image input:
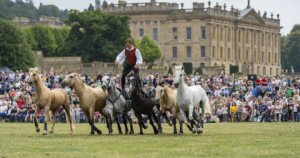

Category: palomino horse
[28, 68, 74, 135]
[101, 75, 134, 134]
[155, 84, 184, 134]
[173, 65, 211, 134]
[62, 73, 110, 135]
[131, 73, 162, 135]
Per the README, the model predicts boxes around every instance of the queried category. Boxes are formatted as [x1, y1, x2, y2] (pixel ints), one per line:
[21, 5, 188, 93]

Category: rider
[115, 38, 143, 93]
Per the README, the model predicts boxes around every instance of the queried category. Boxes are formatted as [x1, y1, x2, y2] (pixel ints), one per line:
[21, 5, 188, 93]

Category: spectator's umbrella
[0, 67, 14, 73]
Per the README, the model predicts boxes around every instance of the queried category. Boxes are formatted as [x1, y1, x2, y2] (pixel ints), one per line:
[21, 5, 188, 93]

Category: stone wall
[35, 52, 167, 78]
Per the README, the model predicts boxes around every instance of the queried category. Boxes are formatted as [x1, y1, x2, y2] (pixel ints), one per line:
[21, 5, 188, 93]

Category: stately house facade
[102, 0, 281, 76]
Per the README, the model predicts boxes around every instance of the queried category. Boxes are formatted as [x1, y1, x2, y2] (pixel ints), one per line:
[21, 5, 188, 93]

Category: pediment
[238, 8, 265, 24]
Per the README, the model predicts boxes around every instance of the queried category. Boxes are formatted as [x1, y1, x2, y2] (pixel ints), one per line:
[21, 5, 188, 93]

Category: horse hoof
[49, 131, 54, 134]
[97, 130, 102, 135]
[179, 132, 184, 135]
[197, 128, 203, 134]
[42, 131, 48, 135]
[119, 131, 123, 135]
[192, 129, 196, 134]
[139, 132, 144, 135]
[143, 124, 148, 129]
[36, 128, 40, 133]
[129, 131, 134, 135]
[173, 131, 178, 135]
[90, 131, 95, 135]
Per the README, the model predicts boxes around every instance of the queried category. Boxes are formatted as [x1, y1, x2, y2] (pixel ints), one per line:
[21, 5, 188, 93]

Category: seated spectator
[230, 102, 238, 122]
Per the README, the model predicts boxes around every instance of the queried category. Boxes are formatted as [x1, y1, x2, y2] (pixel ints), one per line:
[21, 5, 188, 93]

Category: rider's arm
[116, 49, 125, 64]
[135, 49, 143, 65]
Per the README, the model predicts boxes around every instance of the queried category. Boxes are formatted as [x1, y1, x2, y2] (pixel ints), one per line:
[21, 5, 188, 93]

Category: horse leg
[122, 113, 129, 134]
[162, 112, 172, 126]
[197, 101, 206, 134]
[116, 114, 123, 134]
[126, 113, 134, 134]
[172, 116, 178, 134]
[135, 113, 144, 135]
[152, 112, 162, 134]
[63, 104, 74, 134]
[43, 106, 51, 135]
[89, 108, 102, 135]
[86, 111, 94, 135]
[179, 120, 184, 134]
[33, 106, 40, 133]
[180, 109, 195, 133]
[49, 110, 56, 134]
[149, 113, 158, 134]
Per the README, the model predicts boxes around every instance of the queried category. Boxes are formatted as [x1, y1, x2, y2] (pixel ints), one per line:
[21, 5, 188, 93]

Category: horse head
[173, 65, 185, 87]
[62, 73, 80, 87]
[102, 75, 119, 91]
[28, 67, 41, 84]
[155, 84, 164, 102]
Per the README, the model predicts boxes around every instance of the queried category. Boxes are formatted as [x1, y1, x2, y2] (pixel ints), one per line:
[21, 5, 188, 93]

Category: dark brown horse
[131, 73, 162, 135]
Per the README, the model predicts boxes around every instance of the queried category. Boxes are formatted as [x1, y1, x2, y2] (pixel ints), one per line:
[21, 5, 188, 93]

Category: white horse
[173, 65, 211, 134]
[101, 75, 134, 134]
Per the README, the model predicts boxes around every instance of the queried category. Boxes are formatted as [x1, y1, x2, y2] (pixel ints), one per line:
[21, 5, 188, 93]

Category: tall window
[227, 48, 231, 60]
[213, 46, 216, 58]
[153, 28, 158, 41]
[275, 53, 277, 63]
[268, 52, 271, 62]
[220, 47, 223, 59]
[262, 34, 264, 46]
[172, 27, 177, 40]
[228, 29, 231, 41]
[139, 28, 144, 37]
[186, 46, 192, 58]
[201, 46, 205, 57]
[239, 30, 242, 42]
[262, 51, 264, 61]
[186, 27, 192, 40]
[220, 28, 223, 41]
[172, 47, 177, 59]
[201, 27, 206, 39]
[268, 34, 271, 46]
[239, 49, 241, 60]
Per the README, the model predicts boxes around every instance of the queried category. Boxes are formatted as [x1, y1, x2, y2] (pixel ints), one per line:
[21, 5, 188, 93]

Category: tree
[51, 27, 69, 56]
[88, 3, 95, 11]
[0, 19, 35, 71]
[136, 36, 161, 64]
[64, 10, 131, 62]
[28, 25, 57, 56]
[282, 25, 300, 72]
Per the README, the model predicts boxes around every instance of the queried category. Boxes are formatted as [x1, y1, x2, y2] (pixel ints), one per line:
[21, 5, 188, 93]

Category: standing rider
[115, 38, 143, 94]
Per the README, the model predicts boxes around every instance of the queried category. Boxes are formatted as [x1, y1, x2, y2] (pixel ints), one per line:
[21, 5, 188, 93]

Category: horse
[101, 75, 134, 134]
[28, 68, 74, 135]
[61, 73, 111, 135]
[173, 65, 211, 134]
[155, 84, 184, 134]
[131, 73, 162, 135]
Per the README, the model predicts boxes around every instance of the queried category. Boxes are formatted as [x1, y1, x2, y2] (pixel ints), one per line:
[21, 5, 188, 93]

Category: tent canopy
[0, 67, 14, 73]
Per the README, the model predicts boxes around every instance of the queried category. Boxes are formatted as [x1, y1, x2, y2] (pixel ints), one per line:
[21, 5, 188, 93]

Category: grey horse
[101, 75, 134, 134]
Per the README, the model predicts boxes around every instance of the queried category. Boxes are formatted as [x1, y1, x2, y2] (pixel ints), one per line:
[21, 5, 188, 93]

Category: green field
[0, 123, 299, 158]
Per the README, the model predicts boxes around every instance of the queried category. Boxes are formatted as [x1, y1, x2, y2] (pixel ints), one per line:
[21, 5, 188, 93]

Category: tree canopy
[64, 10, 131, 62]
[135, 36, 161, 64]
[0, 19, 35, 70]
[281, 25, 300, 72]
[0, 0, 69, 21]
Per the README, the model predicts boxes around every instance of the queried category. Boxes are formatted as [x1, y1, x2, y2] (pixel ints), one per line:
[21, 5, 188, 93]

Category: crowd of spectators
[1, 69, 300, 124]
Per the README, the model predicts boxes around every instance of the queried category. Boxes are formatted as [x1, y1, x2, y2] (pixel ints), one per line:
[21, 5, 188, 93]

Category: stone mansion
[102, 0, 281, 76]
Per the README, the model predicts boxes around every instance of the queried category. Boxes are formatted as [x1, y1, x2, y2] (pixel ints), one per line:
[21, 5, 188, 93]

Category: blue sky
[32, 0, 300, 35]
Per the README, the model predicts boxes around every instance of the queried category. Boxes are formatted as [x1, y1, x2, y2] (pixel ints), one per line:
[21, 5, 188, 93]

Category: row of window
[172, 46, 206, 59]
[139, 27, 206, 41]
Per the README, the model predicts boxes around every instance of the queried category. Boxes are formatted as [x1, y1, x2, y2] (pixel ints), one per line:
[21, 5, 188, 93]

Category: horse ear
[181, 66, 184, 71]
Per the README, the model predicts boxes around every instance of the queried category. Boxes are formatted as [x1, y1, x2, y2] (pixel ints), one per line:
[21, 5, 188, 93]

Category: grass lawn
[0, 122, 299, 158]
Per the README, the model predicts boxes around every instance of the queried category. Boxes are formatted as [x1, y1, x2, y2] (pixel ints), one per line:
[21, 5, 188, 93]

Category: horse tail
[204, 96, 211, 115]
